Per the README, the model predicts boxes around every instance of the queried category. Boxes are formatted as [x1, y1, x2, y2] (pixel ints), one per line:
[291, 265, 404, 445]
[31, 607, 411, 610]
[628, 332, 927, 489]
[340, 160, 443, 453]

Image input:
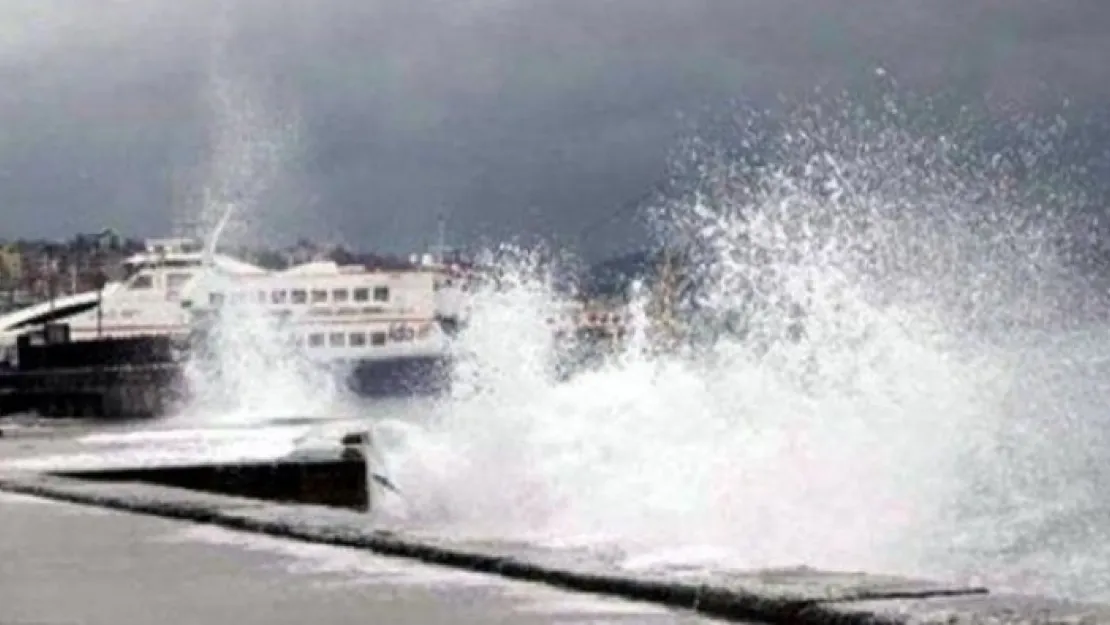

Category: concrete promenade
[4, 418, 1110, 624]
[0, 492, 717, 625]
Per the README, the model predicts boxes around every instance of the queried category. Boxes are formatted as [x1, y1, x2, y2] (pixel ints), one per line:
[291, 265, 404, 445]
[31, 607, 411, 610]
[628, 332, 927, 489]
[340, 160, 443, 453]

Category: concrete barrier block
[48, 457, 370, 511]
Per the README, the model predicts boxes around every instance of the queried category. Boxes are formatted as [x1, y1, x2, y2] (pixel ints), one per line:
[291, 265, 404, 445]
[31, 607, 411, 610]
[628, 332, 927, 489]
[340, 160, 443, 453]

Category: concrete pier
[2, 421, 1108, 624]
[0, 491, 714, 625]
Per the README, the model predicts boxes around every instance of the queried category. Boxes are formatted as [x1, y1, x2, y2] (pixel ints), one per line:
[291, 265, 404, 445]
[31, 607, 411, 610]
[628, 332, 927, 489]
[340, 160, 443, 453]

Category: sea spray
[156, 63, 1110, 597]
[381, 92, 1092, 580]
[170, 58, 348, 425]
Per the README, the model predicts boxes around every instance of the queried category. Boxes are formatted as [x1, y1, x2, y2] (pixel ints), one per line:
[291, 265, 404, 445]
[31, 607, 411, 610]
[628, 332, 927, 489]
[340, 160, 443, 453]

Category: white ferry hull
[183, 316, 460, 399]
[332, 354, 453, 397]
[1, 237, 473, 402]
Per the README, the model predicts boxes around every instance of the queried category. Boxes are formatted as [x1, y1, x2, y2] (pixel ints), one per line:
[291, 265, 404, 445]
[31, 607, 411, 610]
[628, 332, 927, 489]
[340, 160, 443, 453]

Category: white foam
[163, 79, 1086, 596]
[0, 435, 298, 472]
[0, 491, 111, 515]
[373, 108, 1076, 581]
[0, 492, 63, 505]
[502, 589, 670, 616]
[620, 546, 756, 572]
[77, 424, 313, 445]
[159, 525, 497, 586]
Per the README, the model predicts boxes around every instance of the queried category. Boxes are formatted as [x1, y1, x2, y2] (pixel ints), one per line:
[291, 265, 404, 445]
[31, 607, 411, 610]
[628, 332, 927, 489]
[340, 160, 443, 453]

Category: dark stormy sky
[3, 0, 1110, 259]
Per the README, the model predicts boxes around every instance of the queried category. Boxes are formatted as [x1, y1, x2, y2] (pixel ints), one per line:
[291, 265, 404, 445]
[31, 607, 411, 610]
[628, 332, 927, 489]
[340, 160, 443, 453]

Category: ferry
[0, 238, 475, 395]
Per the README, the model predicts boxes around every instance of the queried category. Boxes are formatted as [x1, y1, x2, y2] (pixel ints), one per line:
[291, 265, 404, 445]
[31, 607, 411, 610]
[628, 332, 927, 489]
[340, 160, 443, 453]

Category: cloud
[1, 0, 1108, 257]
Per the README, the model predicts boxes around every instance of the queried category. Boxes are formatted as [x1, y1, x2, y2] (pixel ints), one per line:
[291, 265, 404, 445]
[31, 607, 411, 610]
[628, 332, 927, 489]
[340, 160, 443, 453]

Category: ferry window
[270, 290, 287, 304]
[257, 291, 267, 304]
[293, 335, 304, 348]
[128, 274, 154, 290]
[370, 332, 387, 346]
[311, 289, 327, 303]
[229, 292, 246, 305]
[332, 288, 349, 303]
[209, 292, 225, 307]
[291, 289, 307, 304]
[349, 332, 367, 347]
[373, 286, 389, 302]
[328, 332, 345, 347]
[353, 287, 369, 302]
[308, 333, 324, 348]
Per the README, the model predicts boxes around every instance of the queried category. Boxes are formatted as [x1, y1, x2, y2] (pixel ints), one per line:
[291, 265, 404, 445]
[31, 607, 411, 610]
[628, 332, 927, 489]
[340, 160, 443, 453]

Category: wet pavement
[5, 418, 1110, 624]
[0, 492, 724, 625]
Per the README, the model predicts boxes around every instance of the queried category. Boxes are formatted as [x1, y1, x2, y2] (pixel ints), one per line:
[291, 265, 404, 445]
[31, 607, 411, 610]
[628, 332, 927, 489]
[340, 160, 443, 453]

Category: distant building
[0, 244, 22, 284]
[72, 228, 123, 252]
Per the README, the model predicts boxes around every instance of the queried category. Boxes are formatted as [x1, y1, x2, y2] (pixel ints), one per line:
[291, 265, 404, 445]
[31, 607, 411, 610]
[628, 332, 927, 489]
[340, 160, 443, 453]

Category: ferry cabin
[184, 268, 448, 362]
[0, 237, 465, 369]
[0, 239, 217, 344]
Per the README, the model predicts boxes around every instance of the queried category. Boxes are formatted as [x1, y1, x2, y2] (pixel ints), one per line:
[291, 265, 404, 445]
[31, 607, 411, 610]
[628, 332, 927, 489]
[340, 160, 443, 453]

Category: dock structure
[0, 331, 184, 419]
[0, 322, 449, 420]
